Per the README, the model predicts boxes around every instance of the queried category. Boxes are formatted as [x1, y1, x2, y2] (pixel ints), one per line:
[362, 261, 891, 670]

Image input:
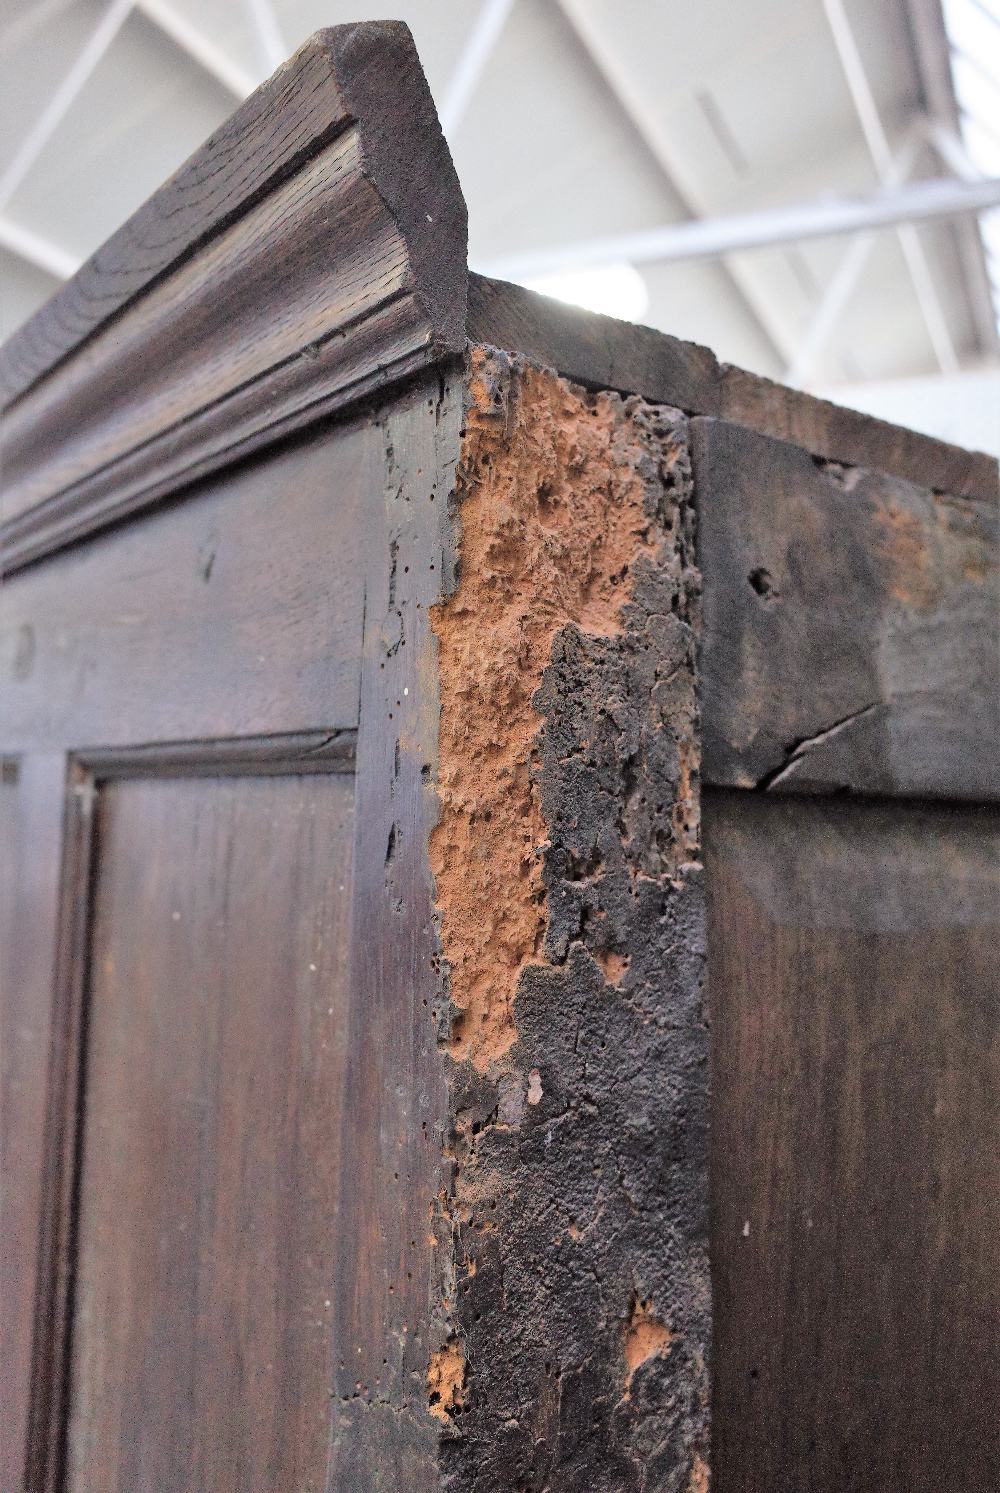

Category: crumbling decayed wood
[428, 349, 710, 1491]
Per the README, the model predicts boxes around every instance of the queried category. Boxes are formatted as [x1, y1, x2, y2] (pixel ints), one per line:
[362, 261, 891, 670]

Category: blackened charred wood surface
[3, 16, 998, 1493]
[693, 416, 999, 801]
[706, 790, 1000, 1493]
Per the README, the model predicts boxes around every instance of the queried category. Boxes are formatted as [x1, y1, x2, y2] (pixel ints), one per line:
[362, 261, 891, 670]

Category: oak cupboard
[1, 20, 997, 1493]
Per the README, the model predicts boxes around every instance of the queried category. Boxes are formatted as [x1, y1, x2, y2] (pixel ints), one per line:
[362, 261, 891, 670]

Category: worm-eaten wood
[430, 349, 710, 1491]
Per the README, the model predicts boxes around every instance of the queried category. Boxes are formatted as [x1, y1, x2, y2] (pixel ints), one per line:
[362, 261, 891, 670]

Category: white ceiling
[1, 0, 998, 390]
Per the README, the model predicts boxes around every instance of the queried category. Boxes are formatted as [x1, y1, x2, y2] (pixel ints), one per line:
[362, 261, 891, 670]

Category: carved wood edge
[0, 22, 467, 576]
[75, 729, 358, 778]
[1, 11, 994, 591]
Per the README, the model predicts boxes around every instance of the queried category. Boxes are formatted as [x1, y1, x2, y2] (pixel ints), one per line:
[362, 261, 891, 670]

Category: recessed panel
[65, 771, 354, 1493]
[706, 790, 1000, 1493]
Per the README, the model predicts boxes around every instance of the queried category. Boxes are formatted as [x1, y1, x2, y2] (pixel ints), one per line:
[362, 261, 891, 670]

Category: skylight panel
[961, 117, 1000, 175]
[942, 0, 999, 61]
[942, 0, 1000, 330]
[520, 264, 650, 324]
[980, 208, 1000, 262]
[951, 54, 1000, 135]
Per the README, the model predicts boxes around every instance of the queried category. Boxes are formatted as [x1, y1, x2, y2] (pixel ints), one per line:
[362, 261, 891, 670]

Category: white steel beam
[786, 134, 921, 387]
[0, 0, 134, 212]
[480, 175, 1000, 282]
[439, 0, 515, 137]
[554, 0, 799, 369]
[0, 216, 82, 281]
[785, 232, 878, 387]
[135, 0, 256, 98]
[970, 0, 1000, 33]
[822, 0, 958, 373]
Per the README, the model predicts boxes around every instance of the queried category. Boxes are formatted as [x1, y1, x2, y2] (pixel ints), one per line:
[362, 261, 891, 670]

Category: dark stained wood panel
[693, 417, 999, 801]
[65, 771, 354, 1493]
[0, 755, 66, 1493]
[705, 790, 1000, 1493]
[3, 369, 459, 1493]
[0, 424, 371, 753]
[325, 370, 460, 1491]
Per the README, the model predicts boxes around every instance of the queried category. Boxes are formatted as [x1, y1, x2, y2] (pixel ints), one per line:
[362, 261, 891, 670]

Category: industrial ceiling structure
[1, 0, 999, 446]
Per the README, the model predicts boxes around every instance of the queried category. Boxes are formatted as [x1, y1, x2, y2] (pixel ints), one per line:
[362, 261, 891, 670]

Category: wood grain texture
[467, 272, 721, 415]
[64, 772, 354, 1493]
[693, 416, 999, 800]
[0, 755, 66, 1493]
[22, 761, 95, 1493]
[719, 363, 999, 504]
[705, 790, 1000, 1493]
[326, 369, 461, 1491]
[0, 423, 370, 752]
[2, 369, 460, 1489]
[0, 22, 467, 573]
